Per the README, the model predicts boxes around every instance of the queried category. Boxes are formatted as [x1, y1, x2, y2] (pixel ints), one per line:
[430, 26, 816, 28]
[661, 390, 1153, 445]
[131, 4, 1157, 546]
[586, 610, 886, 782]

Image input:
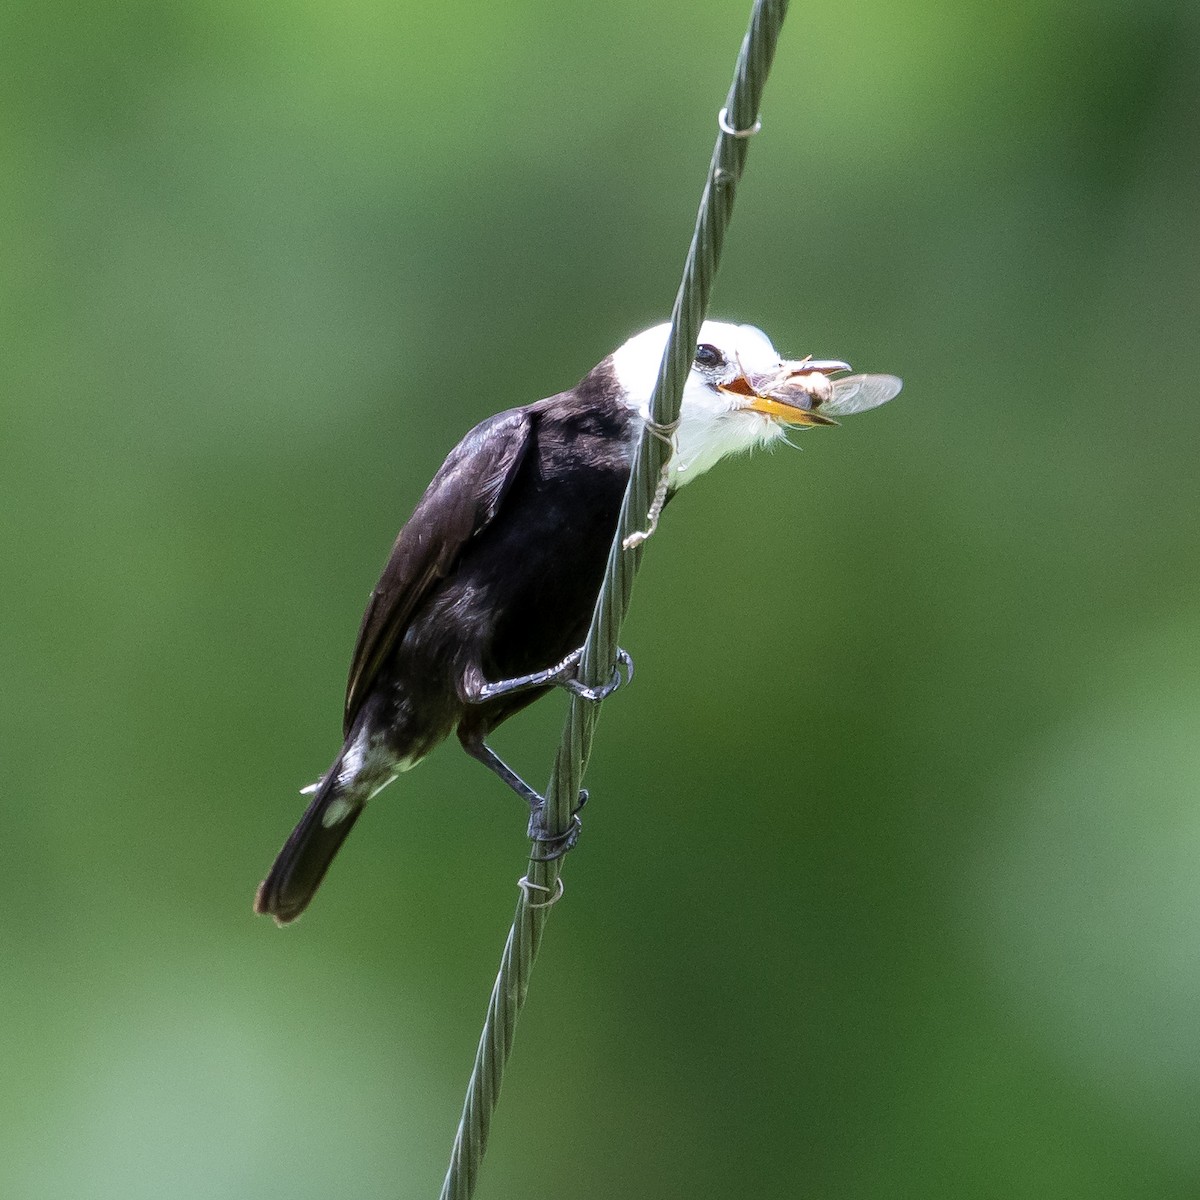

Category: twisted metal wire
[439, 4, 789, 1196]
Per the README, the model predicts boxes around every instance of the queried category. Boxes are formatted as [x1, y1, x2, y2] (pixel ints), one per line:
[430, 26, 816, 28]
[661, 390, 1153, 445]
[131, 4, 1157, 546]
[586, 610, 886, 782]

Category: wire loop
[718, 107, 762, 138]
[645, 415, 681, 444]
[517, 875, 564, 909]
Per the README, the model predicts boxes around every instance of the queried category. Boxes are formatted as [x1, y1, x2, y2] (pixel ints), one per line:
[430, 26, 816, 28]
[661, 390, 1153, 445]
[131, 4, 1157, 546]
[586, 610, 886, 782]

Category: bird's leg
[468, 649, 582, 701]
[466, 647, 634, 704]
[459, 735, 542, 807]
[457, 733, 587, 861]
[456, 647, 633, 859]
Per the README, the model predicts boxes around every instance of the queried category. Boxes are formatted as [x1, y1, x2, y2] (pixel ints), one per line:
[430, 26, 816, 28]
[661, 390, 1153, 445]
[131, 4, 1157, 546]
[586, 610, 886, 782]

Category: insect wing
[821, 374, 903, 416]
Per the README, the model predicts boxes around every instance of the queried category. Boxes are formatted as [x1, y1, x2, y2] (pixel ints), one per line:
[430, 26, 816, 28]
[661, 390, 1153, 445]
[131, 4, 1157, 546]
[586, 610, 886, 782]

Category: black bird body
[352, 367, 638, 741]
[255, 320, 901, 924]
[255, 365, 637, 922]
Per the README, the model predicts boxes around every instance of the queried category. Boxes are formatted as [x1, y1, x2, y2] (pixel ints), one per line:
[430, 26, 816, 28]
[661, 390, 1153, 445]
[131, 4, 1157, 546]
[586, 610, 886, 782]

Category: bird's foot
[527, 788, 588, 861]
[559, 647, 634, 702]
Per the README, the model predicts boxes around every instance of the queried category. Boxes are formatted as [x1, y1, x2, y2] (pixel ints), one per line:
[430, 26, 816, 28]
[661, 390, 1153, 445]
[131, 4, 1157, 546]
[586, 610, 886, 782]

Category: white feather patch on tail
[321, 797, 356, 828]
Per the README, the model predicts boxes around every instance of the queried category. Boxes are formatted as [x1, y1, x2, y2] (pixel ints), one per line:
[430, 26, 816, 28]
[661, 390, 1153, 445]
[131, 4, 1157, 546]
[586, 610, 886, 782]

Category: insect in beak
[719, 357, 853, 426]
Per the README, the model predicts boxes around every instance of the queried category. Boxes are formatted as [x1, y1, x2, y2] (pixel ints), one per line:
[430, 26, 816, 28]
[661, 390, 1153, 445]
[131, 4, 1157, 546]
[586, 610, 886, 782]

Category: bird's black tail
[254, 764, 366, 926]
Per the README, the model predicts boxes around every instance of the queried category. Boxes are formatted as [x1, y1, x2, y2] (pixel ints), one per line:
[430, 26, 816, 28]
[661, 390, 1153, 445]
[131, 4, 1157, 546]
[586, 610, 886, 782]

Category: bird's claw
[528, 815, 582, 861]
[561, 647, 634, 702]
[527, 788, 588, 861]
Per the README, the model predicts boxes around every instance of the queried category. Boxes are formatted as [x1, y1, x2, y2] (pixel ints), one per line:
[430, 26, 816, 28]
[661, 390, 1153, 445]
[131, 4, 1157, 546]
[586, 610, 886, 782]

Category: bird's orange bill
[720, 381, 840, 426]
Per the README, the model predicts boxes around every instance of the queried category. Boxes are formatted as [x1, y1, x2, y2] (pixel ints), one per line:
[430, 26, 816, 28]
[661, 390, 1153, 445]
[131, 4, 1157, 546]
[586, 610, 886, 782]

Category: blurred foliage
[3, 0, 1200, 1196]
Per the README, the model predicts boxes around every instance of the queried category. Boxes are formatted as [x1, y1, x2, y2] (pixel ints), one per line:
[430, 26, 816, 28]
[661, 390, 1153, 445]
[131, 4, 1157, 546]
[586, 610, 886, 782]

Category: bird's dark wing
[343, 408, 534, 733]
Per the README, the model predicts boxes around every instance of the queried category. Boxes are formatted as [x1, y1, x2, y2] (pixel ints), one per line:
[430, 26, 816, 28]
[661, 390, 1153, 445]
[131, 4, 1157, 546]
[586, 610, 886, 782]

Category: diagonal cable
[439, 4, 789, 1197]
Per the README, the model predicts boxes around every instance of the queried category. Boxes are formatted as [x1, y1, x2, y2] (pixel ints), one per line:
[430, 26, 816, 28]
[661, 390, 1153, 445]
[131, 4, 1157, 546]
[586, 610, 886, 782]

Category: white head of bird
[610, 320, 901, 486]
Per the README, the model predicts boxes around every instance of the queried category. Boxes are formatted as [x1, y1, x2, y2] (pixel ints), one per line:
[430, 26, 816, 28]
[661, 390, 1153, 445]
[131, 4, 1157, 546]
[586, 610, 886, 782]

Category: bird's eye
[694, 344, 725, 370]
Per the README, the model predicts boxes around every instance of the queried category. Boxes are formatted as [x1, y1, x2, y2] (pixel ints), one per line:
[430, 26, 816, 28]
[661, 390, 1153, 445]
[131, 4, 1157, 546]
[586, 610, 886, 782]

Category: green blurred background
[4, 0, 1199, 1196]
